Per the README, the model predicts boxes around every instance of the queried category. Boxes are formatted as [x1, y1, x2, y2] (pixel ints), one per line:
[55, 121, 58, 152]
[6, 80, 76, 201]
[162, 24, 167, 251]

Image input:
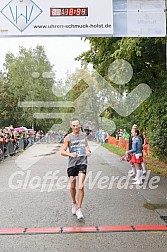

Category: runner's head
[70, 118, 81, 134]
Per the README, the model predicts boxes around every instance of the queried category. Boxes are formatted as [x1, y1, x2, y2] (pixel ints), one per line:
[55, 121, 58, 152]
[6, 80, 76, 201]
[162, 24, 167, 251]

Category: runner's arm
[60, 136, 78, 157]
[85, 139, 91, 156]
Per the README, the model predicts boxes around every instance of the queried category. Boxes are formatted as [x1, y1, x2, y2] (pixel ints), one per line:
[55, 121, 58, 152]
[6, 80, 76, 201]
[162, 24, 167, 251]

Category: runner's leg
[70, 176, 76, 202]
[77, 173, 86, 209]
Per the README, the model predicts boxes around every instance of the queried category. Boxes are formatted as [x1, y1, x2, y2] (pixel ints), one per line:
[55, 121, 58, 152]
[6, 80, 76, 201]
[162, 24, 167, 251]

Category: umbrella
[14, 127, 27, 132]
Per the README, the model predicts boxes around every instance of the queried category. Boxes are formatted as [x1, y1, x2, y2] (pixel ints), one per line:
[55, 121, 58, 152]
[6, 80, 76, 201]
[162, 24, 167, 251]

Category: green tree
[1, 46, 57, 130]
[77, 37, 167, 161]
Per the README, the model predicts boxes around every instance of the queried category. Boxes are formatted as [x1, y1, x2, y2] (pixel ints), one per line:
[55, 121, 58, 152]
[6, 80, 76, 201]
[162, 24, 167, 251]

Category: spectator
[118, 129, 123, 139]
[128, 124, 139, 177]
[105, 131, 110, 143]
[115, 130, 119, 140]
[123, 129, 130, 140]
[101, 130, 106, 144]
[126, 129, 143, 185]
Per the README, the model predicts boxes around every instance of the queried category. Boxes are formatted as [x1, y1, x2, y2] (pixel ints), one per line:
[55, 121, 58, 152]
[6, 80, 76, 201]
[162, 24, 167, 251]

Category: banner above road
[0, 0, 166, 37]
[0, 0, 113, 37]
[114, 0, 166, 37]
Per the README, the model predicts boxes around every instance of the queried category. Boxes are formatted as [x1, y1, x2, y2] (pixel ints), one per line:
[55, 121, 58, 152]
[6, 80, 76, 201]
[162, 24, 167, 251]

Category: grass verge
[101, 144, 126, 156]
[102, 143, 167, 177]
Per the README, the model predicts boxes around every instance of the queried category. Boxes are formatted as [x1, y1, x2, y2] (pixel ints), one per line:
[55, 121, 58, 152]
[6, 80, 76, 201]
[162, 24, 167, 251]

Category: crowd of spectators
[0, 126, 38, 159]
[0, 126, 67, 161]
[0, 126, 46, 160]
[115, 129, 130, 140]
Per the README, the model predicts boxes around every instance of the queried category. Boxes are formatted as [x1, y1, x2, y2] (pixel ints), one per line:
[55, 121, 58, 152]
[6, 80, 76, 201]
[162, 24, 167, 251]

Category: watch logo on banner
[0, 0, 42, 32]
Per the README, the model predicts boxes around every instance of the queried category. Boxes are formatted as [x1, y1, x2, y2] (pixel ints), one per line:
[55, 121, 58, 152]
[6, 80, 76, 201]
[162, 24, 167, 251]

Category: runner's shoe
[76, 208, 84, 220]
[72, 203, 77, 215]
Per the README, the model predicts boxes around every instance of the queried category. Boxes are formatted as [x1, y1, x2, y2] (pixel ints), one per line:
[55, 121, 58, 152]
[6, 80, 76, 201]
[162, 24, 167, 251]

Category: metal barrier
[0, 142, 4, 160]
[0, 133, 63, 162]
[0, 137, 34, 161]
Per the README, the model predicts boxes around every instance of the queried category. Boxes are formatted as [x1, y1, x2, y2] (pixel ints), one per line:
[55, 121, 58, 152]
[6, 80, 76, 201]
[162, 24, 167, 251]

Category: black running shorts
[67, 164, 87, 177]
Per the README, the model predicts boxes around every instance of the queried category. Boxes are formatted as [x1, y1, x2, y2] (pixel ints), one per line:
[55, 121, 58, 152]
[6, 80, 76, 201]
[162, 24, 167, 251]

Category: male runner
[61, 118, 91, 220]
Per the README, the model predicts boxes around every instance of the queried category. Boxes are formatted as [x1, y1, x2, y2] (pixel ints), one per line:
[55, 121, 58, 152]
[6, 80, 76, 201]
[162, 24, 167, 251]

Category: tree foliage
[77, 37, 167, 162]
[0, 38, 166, 161]
[0, 46, 57, 130]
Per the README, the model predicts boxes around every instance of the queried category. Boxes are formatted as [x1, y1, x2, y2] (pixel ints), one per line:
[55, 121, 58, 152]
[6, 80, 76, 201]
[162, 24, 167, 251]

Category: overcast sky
[0, 37, 90, 80]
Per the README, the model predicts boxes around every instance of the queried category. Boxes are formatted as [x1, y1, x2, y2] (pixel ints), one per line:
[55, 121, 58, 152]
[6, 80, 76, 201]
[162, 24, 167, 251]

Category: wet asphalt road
[0, 141, 167, 252]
